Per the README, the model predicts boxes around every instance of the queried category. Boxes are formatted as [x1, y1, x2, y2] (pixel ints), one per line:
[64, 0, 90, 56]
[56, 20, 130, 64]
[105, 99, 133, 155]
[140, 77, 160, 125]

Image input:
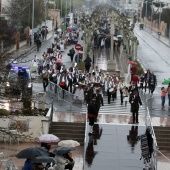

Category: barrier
[48, 81, 83, 113]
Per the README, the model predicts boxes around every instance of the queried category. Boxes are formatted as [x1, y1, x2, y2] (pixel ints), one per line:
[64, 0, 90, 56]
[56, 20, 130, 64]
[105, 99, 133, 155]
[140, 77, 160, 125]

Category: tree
[5, 0, 45, 32]
[0, 17, 16, 65]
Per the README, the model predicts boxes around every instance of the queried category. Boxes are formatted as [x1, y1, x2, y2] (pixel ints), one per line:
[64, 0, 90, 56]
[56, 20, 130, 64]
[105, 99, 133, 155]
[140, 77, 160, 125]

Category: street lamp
[158, 2, 162, 39]
[145, 1, 147, 28]
[31, 0, 34, 45]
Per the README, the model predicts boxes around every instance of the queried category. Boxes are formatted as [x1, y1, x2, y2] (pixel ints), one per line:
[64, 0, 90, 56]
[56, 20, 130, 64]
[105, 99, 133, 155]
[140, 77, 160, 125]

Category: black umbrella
[34, 156, 56, 164]
[16, 147, 49, 160]
[53, 147, 75, 155]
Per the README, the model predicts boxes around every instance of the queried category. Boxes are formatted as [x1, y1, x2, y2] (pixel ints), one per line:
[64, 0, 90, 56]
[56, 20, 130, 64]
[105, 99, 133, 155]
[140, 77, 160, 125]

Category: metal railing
[83, 104, 88, 170]
[48, 81, 84, 113]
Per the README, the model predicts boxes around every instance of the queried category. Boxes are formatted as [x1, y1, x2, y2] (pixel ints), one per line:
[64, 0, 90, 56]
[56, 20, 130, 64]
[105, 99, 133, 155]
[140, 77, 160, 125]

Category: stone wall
[142, 17, 168, 36]
[0, 116, 49, 142]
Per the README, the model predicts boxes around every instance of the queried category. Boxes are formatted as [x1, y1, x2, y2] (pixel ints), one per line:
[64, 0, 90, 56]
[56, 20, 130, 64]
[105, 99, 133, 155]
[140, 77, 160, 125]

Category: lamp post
[151, 1, 153, 33]
[43, 0, 48, 40]
[145, 1, 147, 28]
[158, 2, 162, 39]
[60, 0, 63, 18]
[31, 0, 34, 45]
[107, 11, 116, 73]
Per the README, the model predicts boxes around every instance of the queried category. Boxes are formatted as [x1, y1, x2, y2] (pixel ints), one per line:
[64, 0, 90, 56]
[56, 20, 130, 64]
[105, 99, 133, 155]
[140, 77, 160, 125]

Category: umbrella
[16, 147, 49, 160]
[42, 26, 48, 28]
[35, 156, 56, 164]
[78, 50, 84, 54]
[113, 36, 118, 41]
[58, 140, 80, 147]
[57, 28, 62, 32]
[127, 61, 137, 65]
[56, 59, 62, 64]
[117, 35, 123, 38]
[162, 78, 170, 85]
[37, 134, 60, 143]
[53, 147, 75, 155]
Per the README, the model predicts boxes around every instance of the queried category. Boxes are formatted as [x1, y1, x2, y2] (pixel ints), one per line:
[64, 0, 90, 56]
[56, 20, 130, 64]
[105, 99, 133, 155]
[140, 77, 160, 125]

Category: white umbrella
[37, 134, 60, 143]
[113, 37, 118, 41]
[52, 74, 57, 77]
[78, 50, 84, 54]
[57, 28, 62, 32]
[58, 140, 80, 147]
[117, 35, 123, 38]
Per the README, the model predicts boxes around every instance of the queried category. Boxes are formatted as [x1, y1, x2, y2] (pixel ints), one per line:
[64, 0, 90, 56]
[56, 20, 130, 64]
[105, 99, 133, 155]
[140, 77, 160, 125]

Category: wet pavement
[84, 124, 145, 170]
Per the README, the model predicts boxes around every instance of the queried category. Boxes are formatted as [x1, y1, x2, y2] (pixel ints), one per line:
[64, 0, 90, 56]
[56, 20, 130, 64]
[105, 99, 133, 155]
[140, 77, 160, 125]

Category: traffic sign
[75, 43, 82, 51]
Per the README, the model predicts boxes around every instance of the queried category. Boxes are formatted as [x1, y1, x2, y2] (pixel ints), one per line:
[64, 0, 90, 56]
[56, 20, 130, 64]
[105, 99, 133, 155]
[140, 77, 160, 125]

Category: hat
[106, 72, 109, 75]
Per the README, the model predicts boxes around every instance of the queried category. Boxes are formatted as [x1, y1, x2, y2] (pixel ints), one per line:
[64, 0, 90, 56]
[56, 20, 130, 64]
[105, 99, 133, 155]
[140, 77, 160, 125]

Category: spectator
[161, 87, 166, 110]
[23, 159, 33, 170]
[130, 65, 137, 78]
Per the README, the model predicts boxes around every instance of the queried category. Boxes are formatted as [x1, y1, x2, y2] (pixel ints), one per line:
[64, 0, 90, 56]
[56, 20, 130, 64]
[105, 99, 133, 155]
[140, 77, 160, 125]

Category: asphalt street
[134, 24, 170, 117]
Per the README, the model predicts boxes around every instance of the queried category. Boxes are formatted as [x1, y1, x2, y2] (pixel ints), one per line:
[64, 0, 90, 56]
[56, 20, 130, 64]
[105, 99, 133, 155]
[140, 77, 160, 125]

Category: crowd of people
[23, 143, 75, 170]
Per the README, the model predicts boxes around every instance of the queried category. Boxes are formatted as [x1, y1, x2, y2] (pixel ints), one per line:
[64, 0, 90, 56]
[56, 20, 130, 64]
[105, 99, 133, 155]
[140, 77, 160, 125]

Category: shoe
[108, 102, 110, 104]
[136, 122, 139, 124]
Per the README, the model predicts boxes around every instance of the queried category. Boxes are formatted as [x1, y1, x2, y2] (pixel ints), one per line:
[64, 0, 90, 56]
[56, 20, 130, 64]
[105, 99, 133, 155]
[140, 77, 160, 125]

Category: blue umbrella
[16, 147, 49, 160]
[53, 147, 75, 155]
[35, 156, 56, 164]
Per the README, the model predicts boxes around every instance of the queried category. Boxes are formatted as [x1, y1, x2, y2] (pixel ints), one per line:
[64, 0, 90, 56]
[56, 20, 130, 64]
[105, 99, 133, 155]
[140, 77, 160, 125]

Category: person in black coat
[144, 69, 151, 92]
[88, 98, 98, 134]
[148, 72, 157, 95]
[84, 56, 92, 73]
[129, 91, 142, 124]
[69, 48, 75, 62]
[128, 81, 138, 94]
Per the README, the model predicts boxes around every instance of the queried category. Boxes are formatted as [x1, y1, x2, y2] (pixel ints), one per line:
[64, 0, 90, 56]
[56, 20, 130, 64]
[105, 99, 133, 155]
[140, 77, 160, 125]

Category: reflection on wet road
[85, 124, 145, 170]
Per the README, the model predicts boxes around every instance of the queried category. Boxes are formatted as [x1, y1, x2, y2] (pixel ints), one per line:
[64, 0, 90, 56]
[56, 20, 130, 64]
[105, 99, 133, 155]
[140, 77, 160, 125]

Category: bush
[135, 60, 144, 75]
[77, 61, 85, 70]
[0, 109, 10, 116]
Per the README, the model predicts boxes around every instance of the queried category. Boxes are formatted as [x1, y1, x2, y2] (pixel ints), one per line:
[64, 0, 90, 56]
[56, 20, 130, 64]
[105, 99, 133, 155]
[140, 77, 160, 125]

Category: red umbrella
[127, 61, 137, 65]
[56, 59, 62, 63]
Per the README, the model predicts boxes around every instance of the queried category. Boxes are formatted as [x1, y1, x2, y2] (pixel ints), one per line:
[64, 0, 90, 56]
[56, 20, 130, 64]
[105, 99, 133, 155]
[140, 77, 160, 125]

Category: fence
[48, 81, 84, 113]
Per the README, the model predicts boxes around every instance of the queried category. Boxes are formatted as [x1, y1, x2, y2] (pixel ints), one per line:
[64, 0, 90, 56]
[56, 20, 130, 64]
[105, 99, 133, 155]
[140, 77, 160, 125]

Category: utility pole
[151, 1, 153, 32]
[158, 2, 162, 39]
[145, 1, 147, 28]
[44, 0, 47, 40]
[32, 0, 34, 45]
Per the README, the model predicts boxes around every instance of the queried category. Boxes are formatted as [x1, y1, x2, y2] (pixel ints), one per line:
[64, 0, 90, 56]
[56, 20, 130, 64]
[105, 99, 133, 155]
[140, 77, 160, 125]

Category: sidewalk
[136, 22, 170, 48]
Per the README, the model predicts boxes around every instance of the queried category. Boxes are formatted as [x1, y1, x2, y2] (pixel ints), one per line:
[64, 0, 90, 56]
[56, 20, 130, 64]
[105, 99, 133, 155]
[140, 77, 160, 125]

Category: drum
[109, 88, 114, 93]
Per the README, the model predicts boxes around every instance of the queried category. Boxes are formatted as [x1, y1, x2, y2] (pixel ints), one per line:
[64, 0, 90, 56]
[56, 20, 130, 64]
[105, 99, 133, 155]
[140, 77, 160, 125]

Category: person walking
[69, 47, 75, 62]
[118, 78, 127, 105]
[129, 91, 142, 124]
[148, 72, 157, 96]
[123, 87, 129, 107]
[84, 55, 92, 73]
[42, 69, 49, 92]
[166, 83, 170, 109]
[161, 87, 166, 109]
[139, 73, 145, 91]
[88, 98, 98, 134]
[144, 69, 151, 93]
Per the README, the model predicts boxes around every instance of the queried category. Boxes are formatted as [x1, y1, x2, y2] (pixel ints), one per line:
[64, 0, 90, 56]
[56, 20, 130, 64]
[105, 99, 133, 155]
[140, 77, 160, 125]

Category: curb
[136, 23, 170, 49]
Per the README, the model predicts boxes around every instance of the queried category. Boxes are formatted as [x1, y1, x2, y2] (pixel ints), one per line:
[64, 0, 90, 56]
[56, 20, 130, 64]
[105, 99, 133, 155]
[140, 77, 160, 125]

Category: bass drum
[109, 88, 114, 93]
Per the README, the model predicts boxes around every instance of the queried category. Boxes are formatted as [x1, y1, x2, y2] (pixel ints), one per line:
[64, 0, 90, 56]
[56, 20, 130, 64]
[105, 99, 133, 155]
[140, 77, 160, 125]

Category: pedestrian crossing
[81, 93, 146, 116]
